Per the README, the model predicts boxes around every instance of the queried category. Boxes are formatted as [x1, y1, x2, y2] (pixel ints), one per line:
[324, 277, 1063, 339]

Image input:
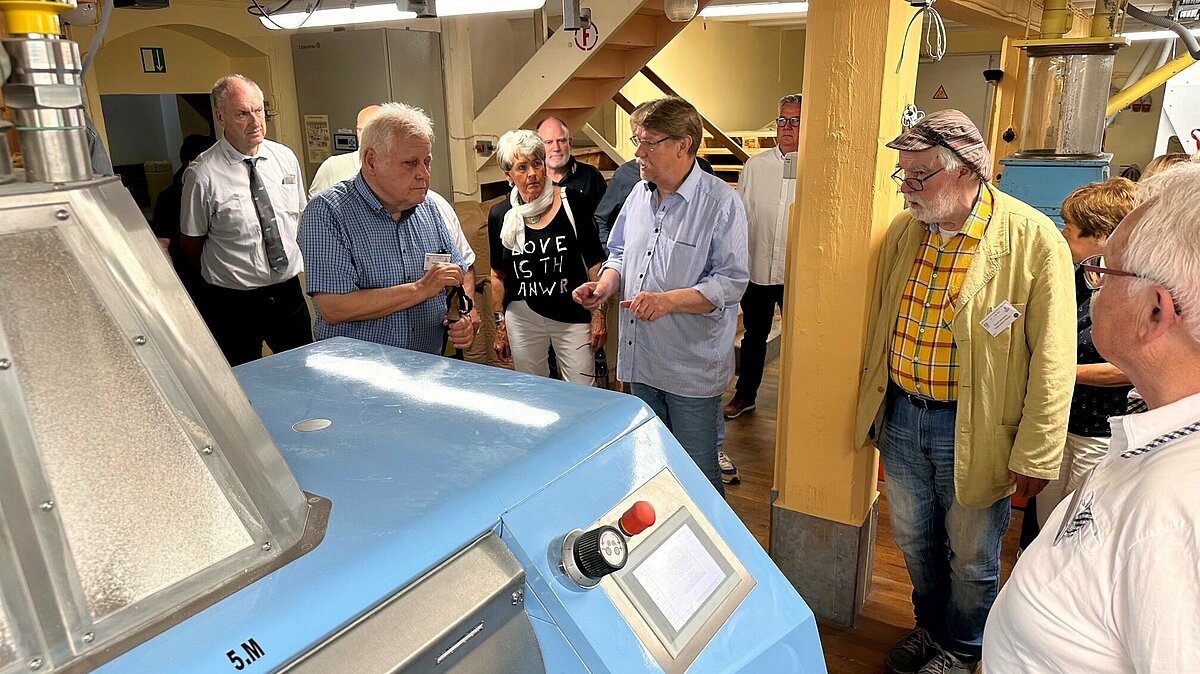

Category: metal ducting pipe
[1041, 0, 1071, 38]
[1126, 2, 1200, 60]
[1106, 39, 1171, 127]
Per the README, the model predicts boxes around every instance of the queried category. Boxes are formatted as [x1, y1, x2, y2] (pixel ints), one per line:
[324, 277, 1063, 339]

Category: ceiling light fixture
[1121, 27, 1200, 41]
[699, 2, 809, 19]
[664, 0, 699, 22]
[259, 0, 546, 31]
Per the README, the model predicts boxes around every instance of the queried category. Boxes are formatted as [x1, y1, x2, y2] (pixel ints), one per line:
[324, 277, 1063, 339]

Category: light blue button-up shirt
[604, 161, 749, 397]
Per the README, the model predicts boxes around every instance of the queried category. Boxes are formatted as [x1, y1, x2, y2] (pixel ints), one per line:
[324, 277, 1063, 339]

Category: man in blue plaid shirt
[299, 102, 474, 355]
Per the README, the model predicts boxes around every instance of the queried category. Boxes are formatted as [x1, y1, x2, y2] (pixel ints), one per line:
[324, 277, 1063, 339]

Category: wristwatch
[494, 311, 504, 323]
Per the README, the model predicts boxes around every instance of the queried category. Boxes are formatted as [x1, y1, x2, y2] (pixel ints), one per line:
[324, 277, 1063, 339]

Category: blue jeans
[631, 383, 724, 496]
[879, 389, 1010, 663]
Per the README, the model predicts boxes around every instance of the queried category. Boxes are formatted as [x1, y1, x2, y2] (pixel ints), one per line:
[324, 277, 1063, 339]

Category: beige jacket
[855, 187, 1077, 508]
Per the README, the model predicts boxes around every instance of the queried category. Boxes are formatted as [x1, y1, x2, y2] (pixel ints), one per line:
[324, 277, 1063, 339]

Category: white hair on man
[778, 93, 802, 108]
[934, 145, 965, 174]
[359, 102, 434, 160]
[1125, 162, 1200, 341]
[495, 129, 546, 173]
[211, 74, 260, 110]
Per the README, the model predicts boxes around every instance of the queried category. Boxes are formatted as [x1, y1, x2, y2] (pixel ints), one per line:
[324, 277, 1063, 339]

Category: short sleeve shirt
[298, 175, 466, 355]
[488, 188, 604, 324]
[180, 137, 306, 289]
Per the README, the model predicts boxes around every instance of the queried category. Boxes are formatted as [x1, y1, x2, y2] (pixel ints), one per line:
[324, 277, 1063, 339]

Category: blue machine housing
[95, 338, 826, 673]
[997, 156, 1111, 228]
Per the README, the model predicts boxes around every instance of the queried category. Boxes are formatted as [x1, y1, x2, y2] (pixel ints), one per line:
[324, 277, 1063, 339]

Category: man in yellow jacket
[855, 110, 1075, 674]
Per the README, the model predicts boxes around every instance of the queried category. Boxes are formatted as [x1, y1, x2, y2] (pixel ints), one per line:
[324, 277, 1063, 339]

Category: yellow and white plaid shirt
[889, 185, 993, 401]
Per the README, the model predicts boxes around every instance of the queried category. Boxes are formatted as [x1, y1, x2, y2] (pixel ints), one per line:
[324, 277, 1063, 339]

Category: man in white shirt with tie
[724, 94, 801, 420]
[181, 74, 312, 366]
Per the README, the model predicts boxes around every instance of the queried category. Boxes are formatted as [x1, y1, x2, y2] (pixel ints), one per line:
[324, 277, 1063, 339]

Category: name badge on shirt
[980, 300, 1021, 337]
[282, 174, 297, 185]
[424, 252, 452, 271]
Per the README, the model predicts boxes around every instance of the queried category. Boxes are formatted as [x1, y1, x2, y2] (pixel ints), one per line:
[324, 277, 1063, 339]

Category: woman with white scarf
[488, 130, 606, 385]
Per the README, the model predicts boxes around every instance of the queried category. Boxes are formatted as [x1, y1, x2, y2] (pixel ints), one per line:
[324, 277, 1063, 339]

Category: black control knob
[573, 525, 628, 580]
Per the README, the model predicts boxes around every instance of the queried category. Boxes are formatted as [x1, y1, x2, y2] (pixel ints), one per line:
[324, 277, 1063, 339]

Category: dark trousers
[733, 282, 784, 404]
[203, 275, 313, 366]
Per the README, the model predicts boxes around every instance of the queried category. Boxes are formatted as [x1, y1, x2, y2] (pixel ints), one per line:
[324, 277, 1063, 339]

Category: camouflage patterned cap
[887, 109, 992, 182]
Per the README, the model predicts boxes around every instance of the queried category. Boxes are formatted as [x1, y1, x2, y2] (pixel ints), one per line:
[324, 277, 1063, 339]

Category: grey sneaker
[885, 628, 937, 674]
[917, 649, 979, 674]
[717, 451, 740, 484]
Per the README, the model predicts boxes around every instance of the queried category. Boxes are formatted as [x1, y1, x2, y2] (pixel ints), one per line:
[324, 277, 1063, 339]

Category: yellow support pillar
[769, 0, 920, 627]
[986, 35, 1028, 180]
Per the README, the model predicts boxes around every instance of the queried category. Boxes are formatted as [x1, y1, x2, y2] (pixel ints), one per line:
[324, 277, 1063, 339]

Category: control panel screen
[633, 523, 724, 631]
[614, 508, 740, 657]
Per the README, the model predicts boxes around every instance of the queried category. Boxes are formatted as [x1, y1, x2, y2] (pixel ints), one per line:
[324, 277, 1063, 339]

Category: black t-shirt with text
[488, 188, 605, 324]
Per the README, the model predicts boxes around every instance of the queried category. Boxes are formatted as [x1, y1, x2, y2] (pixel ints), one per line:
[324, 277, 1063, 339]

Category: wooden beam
[582, 123, 628, 165]
[935, 0, 1042, 36]
[638, 65, 750, 163]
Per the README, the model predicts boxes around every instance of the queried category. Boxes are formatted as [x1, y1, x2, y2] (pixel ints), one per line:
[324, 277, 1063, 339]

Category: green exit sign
[140, 47, 165, 74]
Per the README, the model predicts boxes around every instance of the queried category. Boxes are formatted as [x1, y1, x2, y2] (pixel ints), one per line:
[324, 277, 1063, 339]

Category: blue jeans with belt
[879, 386, 1011, 663]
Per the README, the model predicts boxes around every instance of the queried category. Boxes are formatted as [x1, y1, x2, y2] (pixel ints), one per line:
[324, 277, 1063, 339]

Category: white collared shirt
[306, 151, 474, 267]
[181, 137, 306, 289]
[983, 391, 1200, 673]
[736, 146, 795, 286]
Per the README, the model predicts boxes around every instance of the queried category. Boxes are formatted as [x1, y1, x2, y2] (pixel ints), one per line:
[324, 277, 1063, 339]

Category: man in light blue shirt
[574, 97, 749, 494]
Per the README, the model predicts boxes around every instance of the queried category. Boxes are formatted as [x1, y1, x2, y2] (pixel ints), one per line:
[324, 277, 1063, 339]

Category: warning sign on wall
[933, 85, 949, 100]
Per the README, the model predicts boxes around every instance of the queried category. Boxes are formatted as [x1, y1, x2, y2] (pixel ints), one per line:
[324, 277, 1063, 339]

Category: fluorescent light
[438, 0, 545, 16]
[1123, 28, 1200, 42]
[259, 0, 545, 30]
[699, 2, 808, 18]
[260, 4, 415, 30]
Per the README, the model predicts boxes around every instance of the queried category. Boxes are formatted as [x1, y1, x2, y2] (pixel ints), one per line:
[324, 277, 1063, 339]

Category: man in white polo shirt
[181, 74, 312, 365]
[724, 93, 800, 420]
[983, 163, 1200, 671]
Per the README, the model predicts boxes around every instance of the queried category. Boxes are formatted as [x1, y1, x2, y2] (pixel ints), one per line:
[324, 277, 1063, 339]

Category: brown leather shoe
[723, 398, 756, 419]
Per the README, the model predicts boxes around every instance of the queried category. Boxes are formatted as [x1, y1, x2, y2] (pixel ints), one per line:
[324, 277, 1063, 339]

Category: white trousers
[504, 300, 595, 386]
[1036, 432, 1111, 528]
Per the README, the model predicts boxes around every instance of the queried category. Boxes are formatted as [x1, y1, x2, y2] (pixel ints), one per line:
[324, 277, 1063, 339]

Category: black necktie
[244, 158, 288, 273]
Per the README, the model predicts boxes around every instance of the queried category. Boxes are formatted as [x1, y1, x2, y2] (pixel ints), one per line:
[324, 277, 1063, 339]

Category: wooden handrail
[637, 66, 750, 163]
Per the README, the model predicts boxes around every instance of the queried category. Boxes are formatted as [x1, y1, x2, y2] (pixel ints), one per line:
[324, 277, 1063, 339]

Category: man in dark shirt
[536, 116, 607, 221]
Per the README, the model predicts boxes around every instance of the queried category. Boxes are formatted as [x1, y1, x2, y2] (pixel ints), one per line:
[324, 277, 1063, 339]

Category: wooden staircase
[472, 0, 714, 175]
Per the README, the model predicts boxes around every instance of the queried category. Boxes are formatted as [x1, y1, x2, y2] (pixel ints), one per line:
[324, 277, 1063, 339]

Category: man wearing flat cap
[855, 110, 1075, 674]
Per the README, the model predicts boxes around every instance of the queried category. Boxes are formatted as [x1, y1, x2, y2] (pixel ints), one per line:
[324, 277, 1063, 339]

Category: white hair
[778, 93, 802, 109]
[211, 74, 261, 111]
[360, 102, 434, 160]
[934, 145, 963, 172]
[495, 129, 546, 172]
[1124, 162, 1200, 341]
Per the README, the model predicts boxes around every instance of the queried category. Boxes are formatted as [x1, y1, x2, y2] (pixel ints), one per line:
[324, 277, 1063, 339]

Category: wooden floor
[721, 359, 1025, 674]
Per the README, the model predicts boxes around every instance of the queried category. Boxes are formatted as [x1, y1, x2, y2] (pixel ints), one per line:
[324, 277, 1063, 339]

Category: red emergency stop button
[619, 501, 656, 536]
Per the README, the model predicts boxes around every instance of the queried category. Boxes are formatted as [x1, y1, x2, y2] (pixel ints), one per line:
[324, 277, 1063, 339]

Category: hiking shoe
[717, 451, 740, 484]
[885, 628, 937, 674]
[917, 649, 979, 674]
[723, 398, 756, 419]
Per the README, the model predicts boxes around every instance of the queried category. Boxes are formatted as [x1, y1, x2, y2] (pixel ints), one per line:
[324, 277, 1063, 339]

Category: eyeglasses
[576, 345, 608, 380]
[630, 135, 674, 152]
[891, 167, 944, 192]
[1079, 254, 1139, 290]
[1080, 254, 1183, 314]
[776, 116, 801, 128]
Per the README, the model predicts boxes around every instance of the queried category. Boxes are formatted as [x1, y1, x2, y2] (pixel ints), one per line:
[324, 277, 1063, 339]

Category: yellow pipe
[0, 0, 72, 36]
[1106, 52, 1198, 117]
[1090, 0, 1123, 39]
[1041, 0, 1071, 39]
